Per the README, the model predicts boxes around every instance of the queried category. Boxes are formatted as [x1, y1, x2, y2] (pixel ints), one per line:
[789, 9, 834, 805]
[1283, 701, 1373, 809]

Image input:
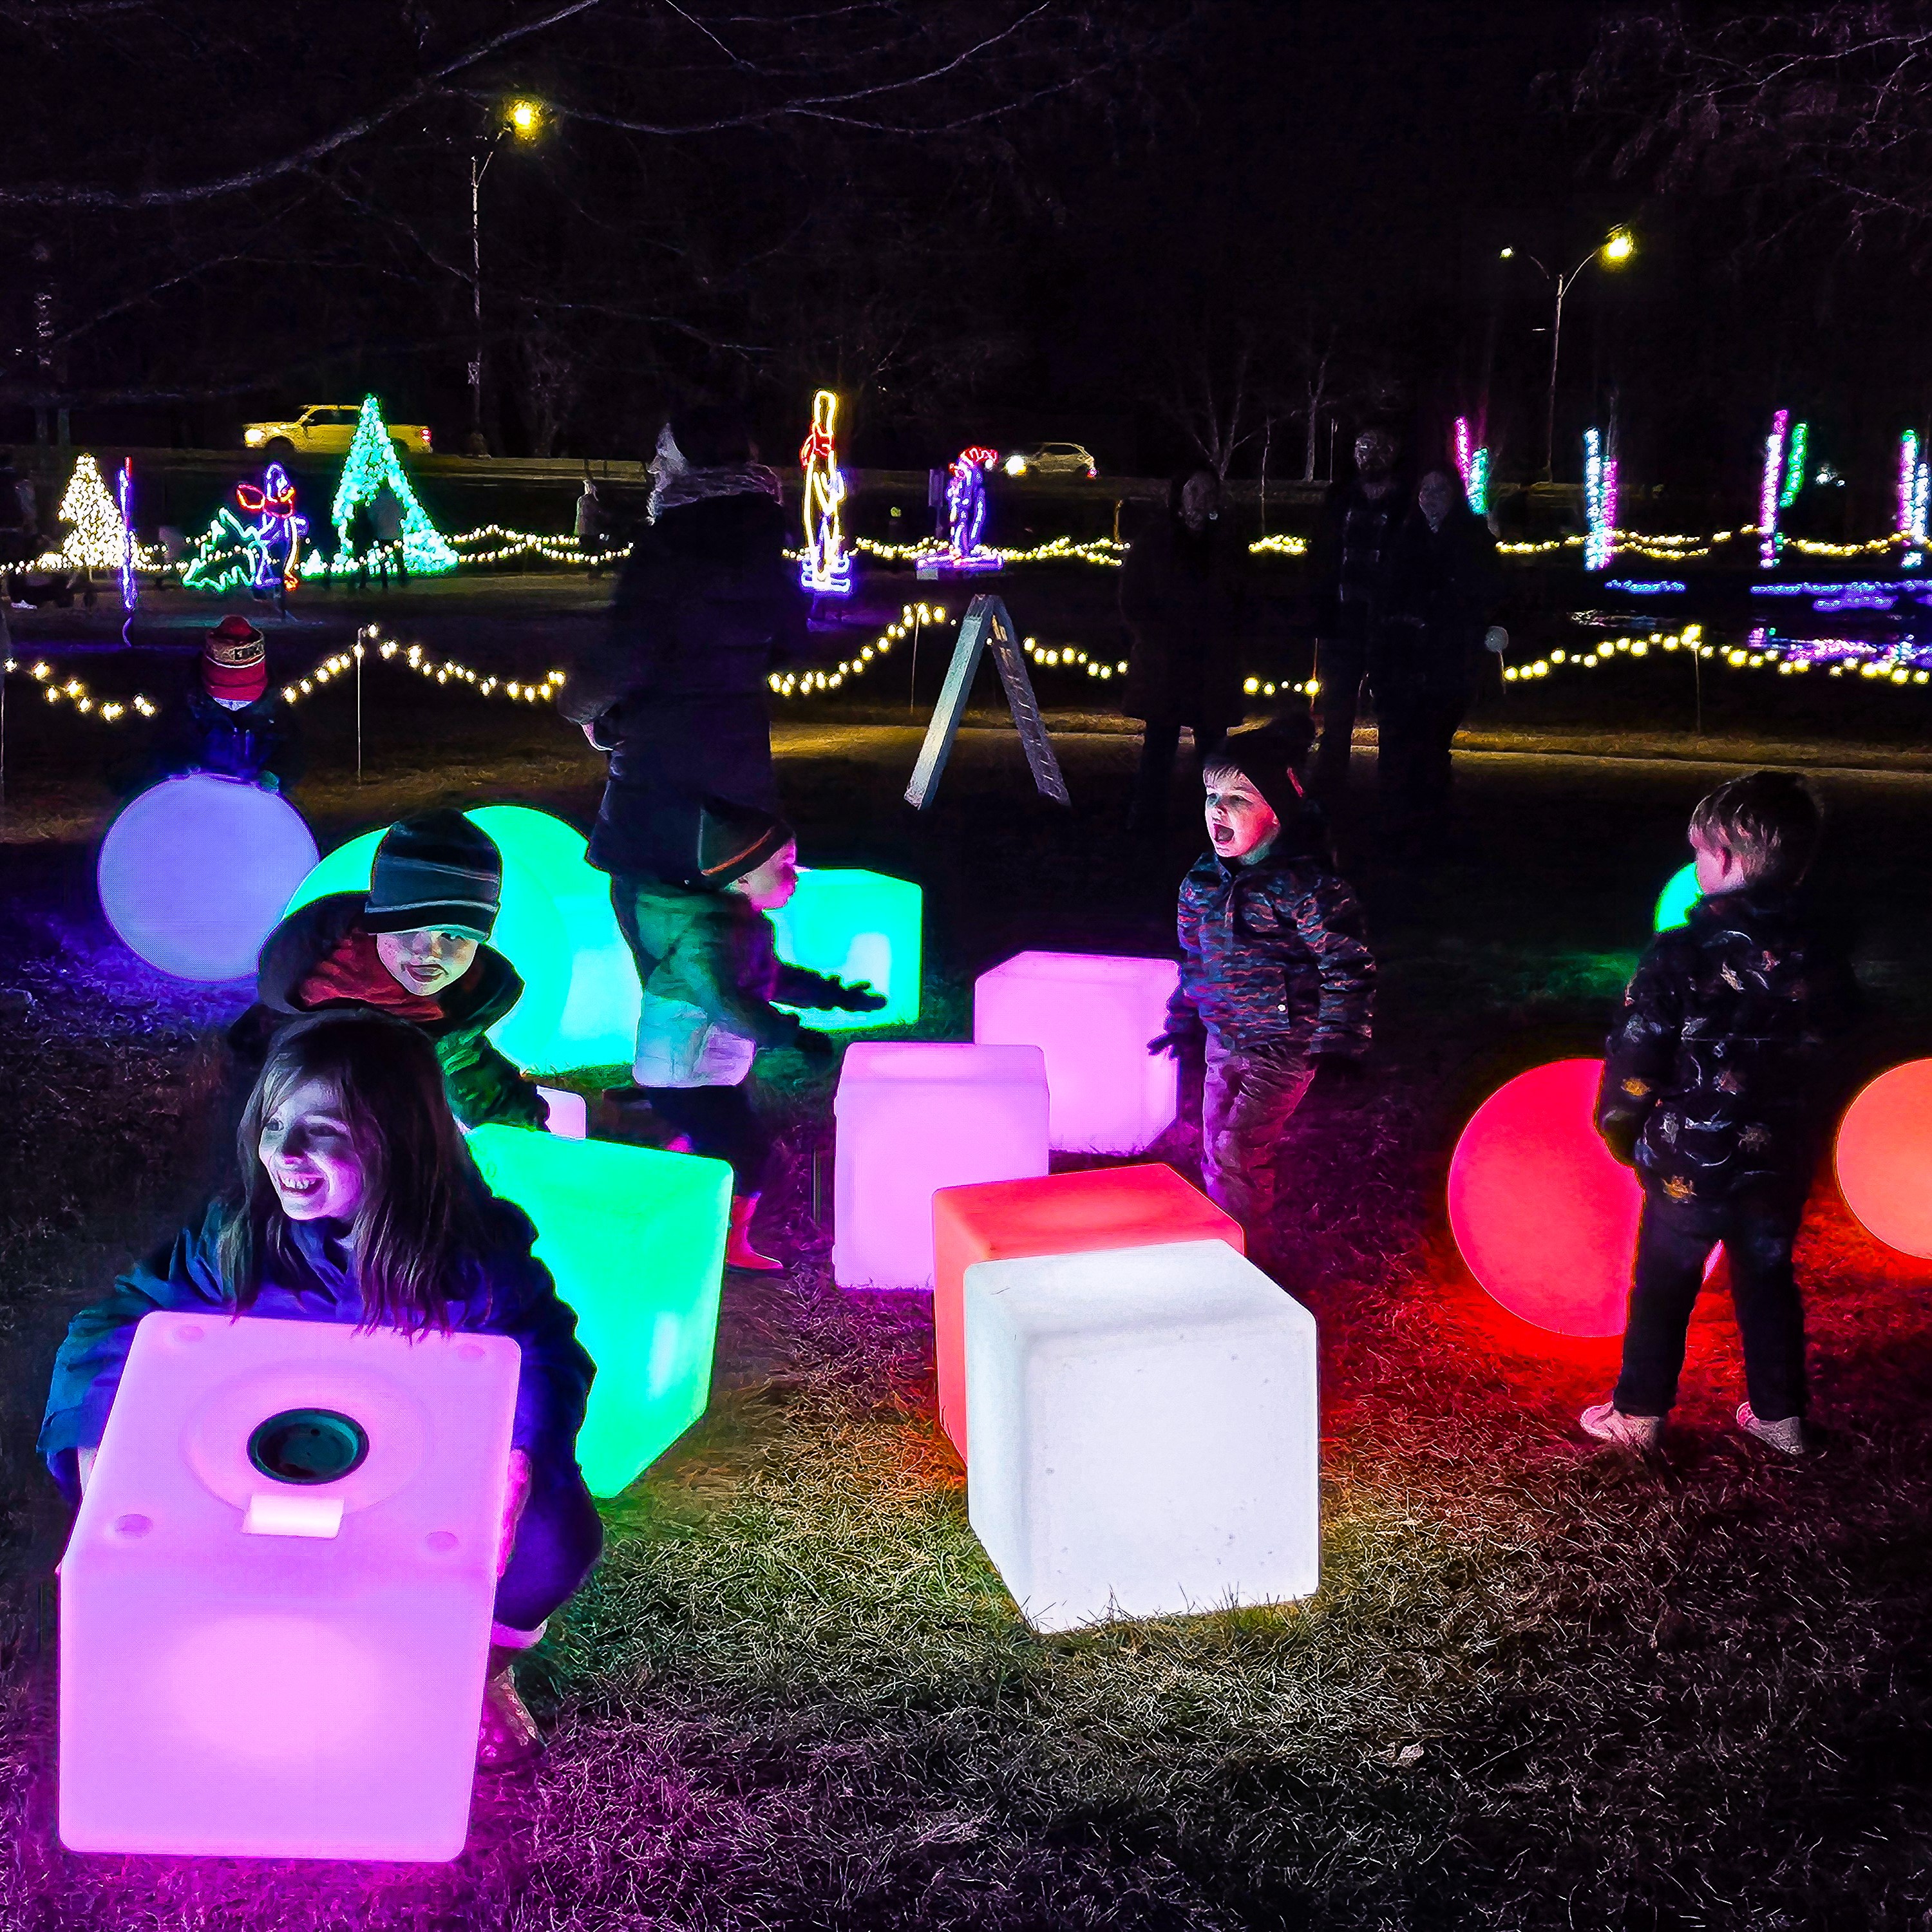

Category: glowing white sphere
[98, 775, 320, 981]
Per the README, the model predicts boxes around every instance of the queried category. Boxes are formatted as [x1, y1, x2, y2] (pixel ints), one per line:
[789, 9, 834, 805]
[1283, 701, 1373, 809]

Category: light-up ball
[1448, 1058, 1637, 1338]
[1835, 1060, 1932, 1259]
[1654, 862, 1700, 933]
[98, 775, 320, 981]
[285, 804, 638, 1072]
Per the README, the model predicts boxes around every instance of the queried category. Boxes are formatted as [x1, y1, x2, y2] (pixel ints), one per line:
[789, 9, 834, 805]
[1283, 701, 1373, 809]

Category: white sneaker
[1580, 1401, 1663, 1449]
[1737, 1403, 1805, 1456]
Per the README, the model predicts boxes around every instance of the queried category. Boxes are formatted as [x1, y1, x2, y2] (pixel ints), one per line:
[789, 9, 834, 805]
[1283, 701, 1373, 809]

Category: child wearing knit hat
[611, 797, 885, 1270]
[231, 810, 549, 1132]
[1150, 717, 1376, 1258]
[142, 616, 302, 792]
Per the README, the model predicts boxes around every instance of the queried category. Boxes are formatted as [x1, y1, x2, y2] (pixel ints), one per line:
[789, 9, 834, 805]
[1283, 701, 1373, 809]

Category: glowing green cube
[465, 1126, 731, 1496]
[769, 867, 922, 1032]
[1653, 862, 1700, 933]
[285, 804, 640, 1072]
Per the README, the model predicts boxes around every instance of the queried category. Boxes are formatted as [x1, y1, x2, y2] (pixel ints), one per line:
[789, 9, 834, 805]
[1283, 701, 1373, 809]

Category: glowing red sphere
[1835, 1059, 1932, 1260]
[1448, 1058, 1638, 1338]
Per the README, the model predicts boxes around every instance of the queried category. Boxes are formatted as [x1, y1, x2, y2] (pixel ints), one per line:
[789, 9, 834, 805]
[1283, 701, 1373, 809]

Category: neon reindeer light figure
[799, 390, 853, 596]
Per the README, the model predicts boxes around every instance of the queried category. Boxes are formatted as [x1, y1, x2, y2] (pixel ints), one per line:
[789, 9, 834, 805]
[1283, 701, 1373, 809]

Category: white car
[243, 406, 433, 461]
[1004, 442, 1099, 480]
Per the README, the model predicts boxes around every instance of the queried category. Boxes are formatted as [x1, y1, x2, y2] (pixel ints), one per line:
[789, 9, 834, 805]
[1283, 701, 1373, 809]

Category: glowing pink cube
[60, 1311, 520, 1862]
[931, 1164, 1242, 1459]
[973, 951, 1180, 1153]
[832, 1043, 1049, 1289]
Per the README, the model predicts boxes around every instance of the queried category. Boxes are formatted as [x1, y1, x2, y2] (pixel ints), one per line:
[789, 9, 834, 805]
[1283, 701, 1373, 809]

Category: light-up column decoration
[1758, 410, 1790, 569]
[1583, 429, 1616, 571]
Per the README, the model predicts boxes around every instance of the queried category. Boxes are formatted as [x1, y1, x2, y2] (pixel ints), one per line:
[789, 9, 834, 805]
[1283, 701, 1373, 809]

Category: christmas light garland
[276, 626, 565, 706]
[1, 657, 159, 722]
[1501, 620, 1932, 689]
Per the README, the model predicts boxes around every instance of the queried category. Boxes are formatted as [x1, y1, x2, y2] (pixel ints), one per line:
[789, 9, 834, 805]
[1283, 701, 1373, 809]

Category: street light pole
[1503, 231, 1634, 483]
[466, 99, 542, 456]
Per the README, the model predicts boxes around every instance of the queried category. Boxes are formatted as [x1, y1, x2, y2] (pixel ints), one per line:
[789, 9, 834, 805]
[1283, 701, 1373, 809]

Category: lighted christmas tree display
[44, 453, 130, 569]
[309, 395, 458, 578]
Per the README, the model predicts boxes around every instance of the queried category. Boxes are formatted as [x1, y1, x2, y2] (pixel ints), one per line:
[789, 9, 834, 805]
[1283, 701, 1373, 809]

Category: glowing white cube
[59, 1311, 520, 1861]
[973, 951, 1180, 1153]
[832, 1042, 1048, 1289]
[964, 1240, 1318, 1631]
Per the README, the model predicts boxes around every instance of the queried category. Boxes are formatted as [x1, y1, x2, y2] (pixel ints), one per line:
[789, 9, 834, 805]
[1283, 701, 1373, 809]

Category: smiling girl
[41, 1011, 601, 1770]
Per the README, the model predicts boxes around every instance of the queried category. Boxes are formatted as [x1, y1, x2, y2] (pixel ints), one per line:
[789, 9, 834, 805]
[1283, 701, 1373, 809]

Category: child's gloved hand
[1146, 1024, 1200, 1059]
[830, 981, 889, 1012]
[795, 1028, 838, 1060]
[1307, 1052, 1367, 1099]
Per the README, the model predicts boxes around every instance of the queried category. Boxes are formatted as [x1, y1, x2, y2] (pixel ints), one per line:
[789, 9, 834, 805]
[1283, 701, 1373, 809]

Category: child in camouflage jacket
[1151, 719, 1374, 1256]
[1584, 772, 1860, 1458]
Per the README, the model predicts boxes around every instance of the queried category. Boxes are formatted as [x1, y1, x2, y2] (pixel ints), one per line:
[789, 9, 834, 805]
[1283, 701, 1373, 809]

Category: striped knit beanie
[689, 797, 792, 889]
[363, 810, 502, 941]
[203, 615, 267, 703]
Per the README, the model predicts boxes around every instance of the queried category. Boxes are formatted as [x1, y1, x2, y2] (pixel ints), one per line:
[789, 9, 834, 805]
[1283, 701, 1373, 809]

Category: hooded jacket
[1595, 887, 1861, 1203]
[39, 1190, 593, 1501]
[231, 894, 546, 1130]
[560, 493, 813, 874]
[1167, 809, 1375, 1055]
[618, 876, 856, 1087]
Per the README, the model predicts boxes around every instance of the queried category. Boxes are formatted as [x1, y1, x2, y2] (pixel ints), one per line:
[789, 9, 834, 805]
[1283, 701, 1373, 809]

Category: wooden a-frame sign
[904, 594, 1070, 811]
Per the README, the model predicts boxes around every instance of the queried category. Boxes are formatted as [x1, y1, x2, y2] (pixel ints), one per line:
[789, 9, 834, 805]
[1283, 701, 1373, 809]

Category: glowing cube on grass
[770, 867, 923, 1032]
[973, 951, 1180, 1151]
[964, 1239, 1318, 1631]
[931, 1164, 1242, 1459]
[1835, 1059, 1932, 1258]
[99, 774, 320, 981]
[287, 804, 641, 1072]
[468, 1125, 730, 1495]
[832, 1043, 1048, 1289]
[60, 1310, 519, 1861]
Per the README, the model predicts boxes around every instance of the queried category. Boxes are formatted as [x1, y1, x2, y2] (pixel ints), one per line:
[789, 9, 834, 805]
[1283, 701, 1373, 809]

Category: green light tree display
[310, 395, 458, 578]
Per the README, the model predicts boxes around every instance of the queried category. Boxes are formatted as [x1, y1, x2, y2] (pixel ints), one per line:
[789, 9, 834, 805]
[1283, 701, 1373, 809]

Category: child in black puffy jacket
[1584, 772, 1861, 1458]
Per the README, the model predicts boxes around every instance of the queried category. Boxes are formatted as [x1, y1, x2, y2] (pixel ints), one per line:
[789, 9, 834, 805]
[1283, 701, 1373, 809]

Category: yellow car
[242, 406, 433, 460]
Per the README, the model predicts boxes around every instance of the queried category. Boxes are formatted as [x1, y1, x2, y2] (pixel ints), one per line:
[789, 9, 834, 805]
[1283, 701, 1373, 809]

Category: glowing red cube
[931, 1164, 1242, 1457]
[59, 1311, 519, 1862]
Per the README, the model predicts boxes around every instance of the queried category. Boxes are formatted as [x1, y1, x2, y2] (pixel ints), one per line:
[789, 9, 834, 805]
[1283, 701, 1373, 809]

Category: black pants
[1614, 1183, 1809, 1423]
[494, 1457, 604, 1633]
[1375, 682, 1470, 826]
[1313, 638, 1368, 797]
[638, 1082, 773, 1192]
[1130, 717, 1226, 831]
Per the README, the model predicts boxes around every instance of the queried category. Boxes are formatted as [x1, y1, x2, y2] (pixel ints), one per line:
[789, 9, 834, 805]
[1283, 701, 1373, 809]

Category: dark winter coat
[1119, 511, 1247, 731]
[1309, 481, 1405, 644]
[1368, 507, 1500, 700]
[1167, 810, 1375, 1055]
[147, 685, 303, 789]
[615, 876, 862, 1086]
[560, 493, 812, 874]
[1595, 888, 1861, 1204]
[39, 1190, 594, 1502]
[229, 894, 547, 1130]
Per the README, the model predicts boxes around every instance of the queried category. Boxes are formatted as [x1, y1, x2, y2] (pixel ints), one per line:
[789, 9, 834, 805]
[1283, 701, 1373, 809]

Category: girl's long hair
[218, 1011, 493, 1331]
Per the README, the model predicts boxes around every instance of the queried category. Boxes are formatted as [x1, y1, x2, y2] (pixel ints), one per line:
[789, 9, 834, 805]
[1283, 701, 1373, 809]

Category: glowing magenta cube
[931, 1164, 1242, 1460]
[60, 1311, 520, 1861]
[973, 951, 1180, 1152]
[965, 1240, 1318, 1632]
[832, 1043, 1048, 1289]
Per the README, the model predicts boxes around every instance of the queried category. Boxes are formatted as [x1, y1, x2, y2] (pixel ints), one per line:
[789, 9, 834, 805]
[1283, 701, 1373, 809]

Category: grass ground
[3, 592, 1932, 1927]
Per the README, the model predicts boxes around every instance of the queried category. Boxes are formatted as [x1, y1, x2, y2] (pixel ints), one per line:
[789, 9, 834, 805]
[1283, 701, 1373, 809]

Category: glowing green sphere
[1653, 862, 1701, 933]
[468, 1126, 730, 1495]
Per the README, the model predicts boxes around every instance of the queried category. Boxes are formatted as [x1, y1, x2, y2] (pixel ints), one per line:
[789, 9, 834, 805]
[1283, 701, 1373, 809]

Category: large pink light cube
[832, 1042, 1049, 1289]
[973, 951, 1180, 1153]
[931, 1164, 1242, 1459]
[60, 1311, 519, 1862]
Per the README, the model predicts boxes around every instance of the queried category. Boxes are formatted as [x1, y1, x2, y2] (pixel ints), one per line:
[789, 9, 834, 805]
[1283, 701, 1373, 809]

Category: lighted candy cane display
[1758, 410, 1790, 568]
[1454, 415, 1491, 516]
[117, 459, 137, 638]
[1583, 429, 1616, 571]
[798, 389, 853, 596]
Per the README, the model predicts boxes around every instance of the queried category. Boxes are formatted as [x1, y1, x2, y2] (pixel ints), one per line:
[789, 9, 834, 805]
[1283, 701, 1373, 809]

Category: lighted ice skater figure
[919, 446, 1002, 578]
[798, 388, 852, 595]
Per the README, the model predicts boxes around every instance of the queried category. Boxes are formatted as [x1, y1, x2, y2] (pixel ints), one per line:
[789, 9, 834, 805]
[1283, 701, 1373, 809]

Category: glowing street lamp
[468, 98, 547, 448]
[1503, 229, 1637, 482]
